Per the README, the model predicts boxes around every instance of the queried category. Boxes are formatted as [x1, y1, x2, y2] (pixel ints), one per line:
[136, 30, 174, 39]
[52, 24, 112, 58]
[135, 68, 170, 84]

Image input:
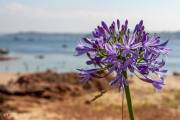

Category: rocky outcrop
[0, 70, 112, 100]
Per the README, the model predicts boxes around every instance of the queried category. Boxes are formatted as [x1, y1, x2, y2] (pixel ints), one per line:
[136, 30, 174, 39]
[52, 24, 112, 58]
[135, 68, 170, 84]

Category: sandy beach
[0, 71, 180, 120]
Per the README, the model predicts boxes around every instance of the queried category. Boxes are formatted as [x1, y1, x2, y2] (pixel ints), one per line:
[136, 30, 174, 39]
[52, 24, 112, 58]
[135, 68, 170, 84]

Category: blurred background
[0, 0, 179, 73]
[0, 0, 180, 120]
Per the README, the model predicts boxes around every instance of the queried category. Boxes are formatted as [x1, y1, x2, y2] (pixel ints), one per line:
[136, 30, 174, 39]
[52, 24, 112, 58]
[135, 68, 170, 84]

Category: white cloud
[1, 2, 54, 19]
[4, 2, 30, 14]
[0, 1, 180, 33]
[0, 2, 122, 33]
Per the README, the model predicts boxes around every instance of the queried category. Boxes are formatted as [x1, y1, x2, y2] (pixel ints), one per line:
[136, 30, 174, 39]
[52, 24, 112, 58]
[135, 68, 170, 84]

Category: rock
[0, 48, 9, 55]
[0, 56, 18, 61]
[173, 72, 180, 76]
[62, 44, 67, 48]
[35, 55, 45, 59]
[0, 112, 15, 120]
[0, 71, 112, 100]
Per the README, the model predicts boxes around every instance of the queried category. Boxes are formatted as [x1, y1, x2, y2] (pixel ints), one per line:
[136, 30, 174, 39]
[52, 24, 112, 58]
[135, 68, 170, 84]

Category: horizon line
[1, 30, 180, 35]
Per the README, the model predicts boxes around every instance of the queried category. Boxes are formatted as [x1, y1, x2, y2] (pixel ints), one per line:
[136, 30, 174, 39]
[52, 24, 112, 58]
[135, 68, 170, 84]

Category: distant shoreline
[1, 31, 180, 40]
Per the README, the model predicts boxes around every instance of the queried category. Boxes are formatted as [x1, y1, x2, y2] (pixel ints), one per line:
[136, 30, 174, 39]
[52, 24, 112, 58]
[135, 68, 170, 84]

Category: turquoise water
[0, 33, 179, 73]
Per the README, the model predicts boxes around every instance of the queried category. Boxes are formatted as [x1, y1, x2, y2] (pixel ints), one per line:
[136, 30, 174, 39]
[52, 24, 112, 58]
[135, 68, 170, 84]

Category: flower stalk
[124, 85, 134, 120]
[123, 71, 134, 120]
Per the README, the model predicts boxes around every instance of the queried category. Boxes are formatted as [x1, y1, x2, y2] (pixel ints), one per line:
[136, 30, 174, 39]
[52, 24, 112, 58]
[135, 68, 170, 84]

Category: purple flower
[117, 34, 142, 57]
[117, 19, 120, 30]
[75, 42, 94, 56]
[140, 76, 164, 90]
[137, 65, 149, 75]
[142, 34, 170, 57]
[110, 73, 128, 90]
[101, 21, 110, 33]
[75, 19, 169, 90]
[78, 69, 98, 83]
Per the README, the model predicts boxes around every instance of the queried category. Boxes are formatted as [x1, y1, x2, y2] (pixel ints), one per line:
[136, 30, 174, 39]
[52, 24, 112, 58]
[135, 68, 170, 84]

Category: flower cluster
[75, 19, 169, 90]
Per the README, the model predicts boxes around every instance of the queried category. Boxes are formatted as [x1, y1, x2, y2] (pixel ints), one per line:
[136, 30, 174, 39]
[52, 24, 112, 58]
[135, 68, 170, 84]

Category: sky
[0, 0, 180, 33]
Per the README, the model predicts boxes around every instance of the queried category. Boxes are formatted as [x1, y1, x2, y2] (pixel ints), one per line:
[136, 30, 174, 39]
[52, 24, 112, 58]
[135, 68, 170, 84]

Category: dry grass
[1, 72, 180, 120]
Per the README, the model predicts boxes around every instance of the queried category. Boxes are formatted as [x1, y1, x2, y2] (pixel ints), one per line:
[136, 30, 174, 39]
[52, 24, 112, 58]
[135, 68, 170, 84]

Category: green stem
[123, 71, 134, 120]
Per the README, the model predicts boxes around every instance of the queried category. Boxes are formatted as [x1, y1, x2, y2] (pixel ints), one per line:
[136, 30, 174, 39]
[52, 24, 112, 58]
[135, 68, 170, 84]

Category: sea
[0, 32, 179, 74]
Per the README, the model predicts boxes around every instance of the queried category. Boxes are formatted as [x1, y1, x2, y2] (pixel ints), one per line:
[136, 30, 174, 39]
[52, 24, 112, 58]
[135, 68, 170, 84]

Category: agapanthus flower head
[75, 19, 170, 90]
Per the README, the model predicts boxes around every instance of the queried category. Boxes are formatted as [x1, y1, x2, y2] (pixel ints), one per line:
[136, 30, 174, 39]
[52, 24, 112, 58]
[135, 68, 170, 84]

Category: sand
[0, 72, 20, 85]
[0, 72, 180, 120]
